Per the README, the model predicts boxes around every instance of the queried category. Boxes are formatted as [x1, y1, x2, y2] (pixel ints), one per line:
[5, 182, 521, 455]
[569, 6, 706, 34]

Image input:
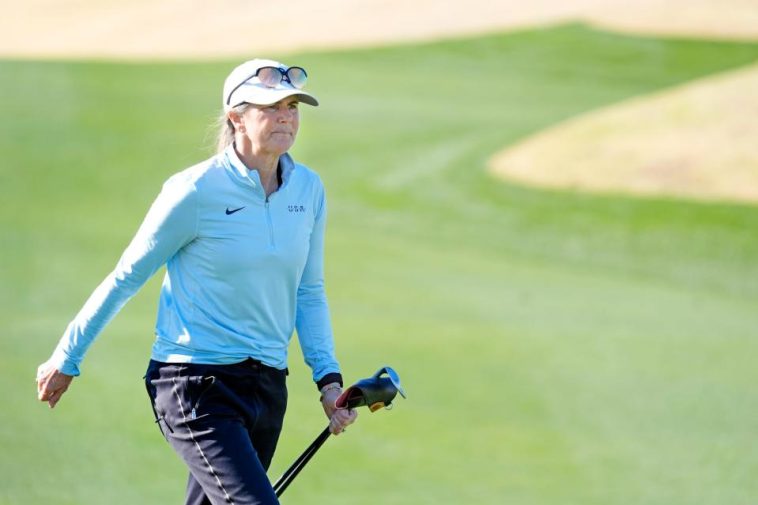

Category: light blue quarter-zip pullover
[48, 145, 339, 383]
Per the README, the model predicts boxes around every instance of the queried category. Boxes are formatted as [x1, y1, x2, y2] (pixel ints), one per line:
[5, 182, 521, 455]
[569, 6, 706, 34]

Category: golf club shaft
[273, 426, 331, 497]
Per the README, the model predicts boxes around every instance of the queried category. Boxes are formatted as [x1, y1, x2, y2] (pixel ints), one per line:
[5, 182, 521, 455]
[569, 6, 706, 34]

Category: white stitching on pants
[172, 377, 236, 505]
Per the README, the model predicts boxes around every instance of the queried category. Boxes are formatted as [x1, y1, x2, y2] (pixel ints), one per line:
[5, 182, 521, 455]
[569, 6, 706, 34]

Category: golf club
[272, 366, 406, 498]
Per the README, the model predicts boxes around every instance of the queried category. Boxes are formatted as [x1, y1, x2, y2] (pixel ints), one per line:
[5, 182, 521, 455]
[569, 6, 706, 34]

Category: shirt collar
[223, 144, 296, 189]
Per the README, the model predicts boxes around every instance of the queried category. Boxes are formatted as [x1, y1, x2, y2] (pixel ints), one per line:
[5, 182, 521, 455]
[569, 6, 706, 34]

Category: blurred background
[1, 1, 757, 504]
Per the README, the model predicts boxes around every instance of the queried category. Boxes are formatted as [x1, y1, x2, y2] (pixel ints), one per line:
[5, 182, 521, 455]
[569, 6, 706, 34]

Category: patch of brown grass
[489, 64, 758, 204]
[586, 0, 758, 41]
[2, 0, 754, 60]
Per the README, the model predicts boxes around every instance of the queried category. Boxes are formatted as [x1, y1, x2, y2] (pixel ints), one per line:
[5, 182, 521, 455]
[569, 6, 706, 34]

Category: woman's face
[238, 96, 300, 157]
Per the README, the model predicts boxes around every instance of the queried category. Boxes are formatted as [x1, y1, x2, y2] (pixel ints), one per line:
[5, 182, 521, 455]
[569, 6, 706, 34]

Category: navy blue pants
[145, 358, 287, 505]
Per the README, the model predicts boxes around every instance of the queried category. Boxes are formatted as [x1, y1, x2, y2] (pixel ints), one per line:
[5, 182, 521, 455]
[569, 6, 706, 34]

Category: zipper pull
[190, 408, 197, 420]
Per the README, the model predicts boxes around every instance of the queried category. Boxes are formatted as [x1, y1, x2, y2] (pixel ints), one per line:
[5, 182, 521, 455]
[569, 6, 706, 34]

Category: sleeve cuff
[316, 372, 343, 391]
[49, 348, 81, 377]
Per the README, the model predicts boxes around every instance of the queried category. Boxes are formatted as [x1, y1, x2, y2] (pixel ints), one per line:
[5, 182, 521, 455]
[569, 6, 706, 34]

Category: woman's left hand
[320, 385, 358, 435]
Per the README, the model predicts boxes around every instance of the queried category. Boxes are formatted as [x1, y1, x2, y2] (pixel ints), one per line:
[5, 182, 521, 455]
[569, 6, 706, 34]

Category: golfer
[36, 58, 357, 505]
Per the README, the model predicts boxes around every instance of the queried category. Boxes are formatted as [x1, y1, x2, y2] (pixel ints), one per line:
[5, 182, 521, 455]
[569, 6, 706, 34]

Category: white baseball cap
[222, 58, 319, 110]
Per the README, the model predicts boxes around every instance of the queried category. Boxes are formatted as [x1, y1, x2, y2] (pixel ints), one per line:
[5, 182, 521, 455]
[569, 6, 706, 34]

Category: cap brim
[227, 82, 319, 109]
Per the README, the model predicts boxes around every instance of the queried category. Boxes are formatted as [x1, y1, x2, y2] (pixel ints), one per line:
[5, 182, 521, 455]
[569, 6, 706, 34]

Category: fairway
[1, 24, 757, 504]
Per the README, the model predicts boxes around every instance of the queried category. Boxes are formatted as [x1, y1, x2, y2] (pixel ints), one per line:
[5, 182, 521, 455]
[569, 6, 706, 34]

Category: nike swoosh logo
[225, 206, 246, 215]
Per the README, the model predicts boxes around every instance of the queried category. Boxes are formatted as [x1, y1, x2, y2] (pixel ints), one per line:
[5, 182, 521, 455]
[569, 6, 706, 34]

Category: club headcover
[335, 366, 406, 412]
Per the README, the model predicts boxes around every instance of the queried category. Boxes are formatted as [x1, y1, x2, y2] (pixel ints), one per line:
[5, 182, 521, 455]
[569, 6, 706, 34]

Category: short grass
[1, 23, 757, 505]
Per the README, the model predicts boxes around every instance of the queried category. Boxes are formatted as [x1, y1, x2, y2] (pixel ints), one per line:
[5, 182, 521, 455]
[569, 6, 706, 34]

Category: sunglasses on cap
[226, 66, 308, 105]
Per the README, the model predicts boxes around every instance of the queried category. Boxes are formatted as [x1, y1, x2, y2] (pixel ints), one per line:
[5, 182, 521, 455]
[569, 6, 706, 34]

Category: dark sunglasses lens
[256, 67, 282, 88]
[287, 67, 308, 89]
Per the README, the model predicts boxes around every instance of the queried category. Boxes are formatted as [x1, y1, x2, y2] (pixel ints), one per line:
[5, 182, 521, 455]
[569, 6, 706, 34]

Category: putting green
[4, 1, 756, 204]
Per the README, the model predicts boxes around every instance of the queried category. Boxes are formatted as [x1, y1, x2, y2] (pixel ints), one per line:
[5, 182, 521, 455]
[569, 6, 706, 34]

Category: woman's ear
[227, 109, 245, 133]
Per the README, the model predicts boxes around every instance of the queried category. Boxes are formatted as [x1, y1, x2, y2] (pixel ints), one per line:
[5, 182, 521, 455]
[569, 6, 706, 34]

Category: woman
[36, 58, 357, 505]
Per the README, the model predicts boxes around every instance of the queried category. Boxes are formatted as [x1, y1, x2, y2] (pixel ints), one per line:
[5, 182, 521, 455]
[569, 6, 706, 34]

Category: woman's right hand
[36, 361, 74, 409]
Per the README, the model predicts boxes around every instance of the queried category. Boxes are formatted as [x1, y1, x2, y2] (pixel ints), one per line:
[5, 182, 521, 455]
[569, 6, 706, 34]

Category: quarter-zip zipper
[265, 197, 275, 249]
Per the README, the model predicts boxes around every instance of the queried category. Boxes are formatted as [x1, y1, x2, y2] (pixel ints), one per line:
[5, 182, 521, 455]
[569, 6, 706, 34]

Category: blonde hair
[215, 103, 252, 154]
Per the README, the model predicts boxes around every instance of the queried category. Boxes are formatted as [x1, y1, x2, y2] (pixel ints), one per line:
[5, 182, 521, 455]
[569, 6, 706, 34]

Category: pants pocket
[187, 375, 217, 421]
[148, 372, 219, 435]
[144, 376, 172, 436]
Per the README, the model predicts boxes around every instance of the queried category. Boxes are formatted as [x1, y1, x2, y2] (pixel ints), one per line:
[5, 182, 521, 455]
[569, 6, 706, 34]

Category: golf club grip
[273, 426, 331, 497]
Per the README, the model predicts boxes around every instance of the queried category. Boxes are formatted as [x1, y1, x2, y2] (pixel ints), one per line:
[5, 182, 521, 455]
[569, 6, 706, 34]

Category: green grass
[1, 23, 757, 504]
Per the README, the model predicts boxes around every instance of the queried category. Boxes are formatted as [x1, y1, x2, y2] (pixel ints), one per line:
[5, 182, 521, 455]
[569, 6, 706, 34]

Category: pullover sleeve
[47, 176, 198, 376]
[295, 181, 341, 384]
